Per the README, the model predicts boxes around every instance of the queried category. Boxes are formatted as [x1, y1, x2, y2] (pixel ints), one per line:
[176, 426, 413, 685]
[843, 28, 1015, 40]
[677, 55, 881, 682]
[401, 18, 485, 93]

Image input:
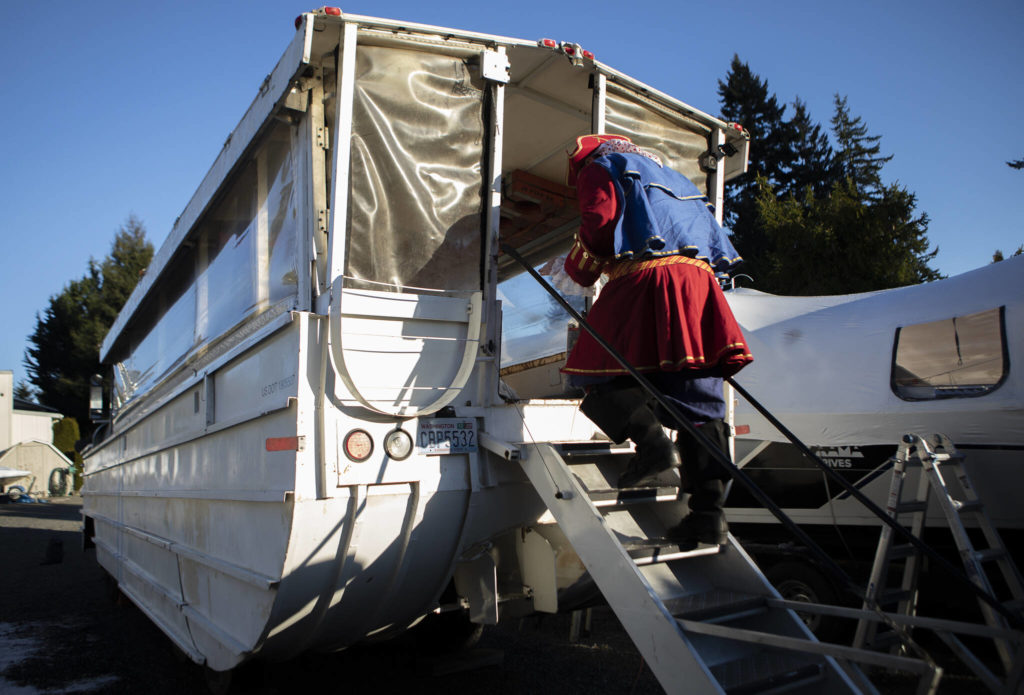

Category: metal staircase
[854, 433, 1024, 693]
[513, 438, 941, 695]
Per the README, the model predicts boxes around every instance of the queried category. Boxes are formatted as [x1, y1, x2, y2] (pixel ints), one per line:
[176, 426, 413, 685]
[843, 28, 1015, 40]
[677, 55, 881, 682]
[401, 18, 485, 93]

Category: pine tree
[785, 98, 838, 202]
[755, 96, 941, 295]
[717, 55, 794, 281]
[24, 217, 154, 433]
[13, 381, 37, 402]
[831, 94, 892, 197]
[992, 245, 1024, 262]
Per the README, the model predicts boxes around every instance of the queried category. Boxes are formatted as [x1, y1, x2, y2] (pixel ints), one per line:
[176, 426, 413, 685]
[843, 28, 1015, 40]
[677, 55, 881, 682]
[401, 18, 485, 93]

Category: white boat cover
[725, 255, 1024, 447]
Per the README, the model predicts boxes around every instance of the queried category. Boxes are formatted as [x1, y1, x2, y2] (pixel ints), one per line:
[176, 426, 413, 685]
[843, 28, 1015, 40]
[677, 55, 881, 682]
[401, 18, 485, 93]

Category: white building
[0, 370, 72, 496]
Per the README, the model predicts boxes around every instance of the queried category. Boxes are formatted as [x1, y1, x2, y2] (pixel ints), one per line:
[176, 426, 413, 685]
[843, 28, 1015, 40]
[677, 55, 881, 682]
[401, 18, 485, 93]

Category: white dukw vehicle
[83, 9, 946, 693]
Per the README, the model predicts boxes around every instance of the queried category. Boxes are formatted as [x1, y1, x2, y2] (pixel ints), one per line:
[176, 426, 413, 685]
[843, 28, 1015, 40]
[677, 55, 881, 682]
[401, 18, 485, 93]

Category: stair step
[895, 500, 928, 514]
[975, 547, 1007, 563]
[877, 588, 913, 606]
[864, 629, 904, 651]
[1003, 598, 1024, 614]
[621, 537, 721, 564]
[955, 499, 984, 513]
[586, 485, 680, 508]
[553, 441, 633, 458]
[711, 652, 824, 695]
[889, 543, 917, 560]
[665, 590, 766, 623]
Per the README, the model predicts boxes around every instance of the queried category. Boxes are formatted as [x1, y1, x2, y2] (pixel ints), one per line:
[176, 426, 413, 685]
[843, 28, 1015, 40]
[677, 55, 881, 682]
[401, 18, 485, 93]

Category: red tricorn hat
[566, 133, 632, 186]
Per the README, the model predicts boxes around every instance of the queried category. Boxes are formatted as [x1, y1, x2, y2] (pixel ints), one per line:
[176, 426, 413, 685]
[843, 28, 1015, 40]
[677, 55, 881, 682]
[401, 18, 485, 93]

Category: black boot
[580, 384, 682, 489]
[666, 479, 728, 547]
[617, 416, 683, 488]
[667, 419, 731, 547]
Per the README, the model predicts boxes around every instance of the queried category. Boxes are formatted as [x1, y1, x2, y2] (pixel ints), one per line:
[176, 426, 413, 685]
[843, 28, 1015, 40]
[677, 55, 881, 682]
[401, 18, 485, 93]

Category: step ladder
[509, 438, 942, 695]
[853, 433, 1024, 690]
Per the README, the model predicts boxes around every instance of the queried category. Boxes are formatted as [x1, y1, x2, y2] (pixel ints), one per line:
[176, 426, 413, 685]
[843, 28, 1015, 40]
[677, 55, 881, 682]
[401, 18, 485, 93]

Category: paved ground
[0, 496, 993, 694]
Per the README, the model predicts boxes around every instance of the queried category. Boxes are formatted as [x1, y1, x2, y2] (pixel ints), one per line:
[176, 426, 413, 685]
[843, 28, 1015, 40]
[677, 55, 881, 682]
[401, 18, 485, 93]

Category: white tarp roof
[725, 255, 1023, 446]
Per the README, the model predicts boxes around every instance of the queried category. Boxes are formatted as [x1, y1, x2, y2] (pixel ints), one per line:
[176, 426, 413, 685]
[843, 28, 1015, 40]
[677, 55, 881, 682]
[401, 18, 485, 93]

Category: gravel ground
[0, 496, 994, 694]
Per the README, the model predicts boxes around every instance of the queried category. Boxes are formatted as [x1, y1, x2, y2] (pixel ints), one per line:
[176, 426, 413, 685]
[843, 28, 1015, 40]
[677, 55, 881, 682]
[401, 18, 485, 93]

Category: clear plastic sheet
[346, 46, 484, 291]
[605, 90, 710, 192]
[499, 267, 585, 369]
[113, 123, 299, 406]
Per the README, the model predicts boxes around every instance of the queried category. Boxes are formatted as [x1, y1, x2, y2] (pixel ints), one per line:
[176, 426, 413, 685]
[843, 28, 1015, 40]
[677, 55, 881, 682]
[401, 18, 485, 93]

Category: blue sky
[1, 0, 1021, 390]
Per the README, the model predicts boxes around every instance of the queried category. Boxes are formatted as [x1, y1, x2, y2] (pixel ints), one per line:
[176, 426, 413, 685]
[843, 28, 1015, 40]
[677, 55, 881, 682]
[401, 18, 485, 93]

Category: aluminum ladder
[853, 433, 1024, 693]
[510, 438, 942, 695]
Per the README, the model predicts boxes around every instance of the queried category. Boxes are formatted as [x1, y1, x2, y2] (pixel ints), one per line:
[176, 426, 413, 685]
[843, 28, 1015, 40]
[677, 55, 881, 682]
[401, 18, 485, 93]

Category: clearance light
[343, 429, 374, 461]
[562, 44, 576, 55]
[539, 38, 558, 48]
[384, 429, 413, 461]
[322, 6, 342, 15]
[582, 50, 595, 60]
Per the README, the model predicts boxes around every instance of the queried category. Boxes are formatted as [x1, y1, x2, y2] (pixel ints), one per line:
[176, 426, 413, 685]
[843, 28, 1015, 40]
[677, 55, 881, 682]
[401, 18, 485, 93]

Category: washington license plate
[416, 419, 477, 455]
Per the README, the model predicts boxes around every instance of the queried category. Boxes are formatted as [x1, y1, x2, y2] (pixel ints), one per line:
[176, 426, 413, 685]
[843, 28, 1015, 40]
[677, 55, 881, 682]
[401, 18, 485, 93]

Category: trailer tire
[766, 561, 843, 642]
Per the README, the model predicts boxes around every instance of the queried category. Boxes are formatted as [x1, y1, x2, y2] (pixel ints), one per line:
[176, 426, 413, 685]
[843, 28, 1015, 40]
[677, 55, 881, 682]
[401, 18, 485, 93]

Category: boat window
[345, 45, 484, 292]
[112, 122, 300, 408]
[891, 307, 1008, 400]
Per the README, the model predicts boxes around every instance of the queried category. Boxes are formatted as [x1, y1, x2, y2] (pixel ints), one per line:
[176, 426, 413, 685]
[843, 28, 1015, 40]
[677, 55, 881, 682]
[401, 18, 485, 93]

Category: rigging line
[953, 316, 964, 368]
[508, 385, 564, 494]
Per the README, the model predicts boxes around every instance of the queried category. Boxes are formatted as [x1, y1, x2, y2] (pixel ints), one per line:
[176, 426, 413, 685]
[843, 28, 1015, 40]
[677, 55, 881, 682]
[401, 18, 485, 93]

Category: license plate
[416, 419, 477, 455]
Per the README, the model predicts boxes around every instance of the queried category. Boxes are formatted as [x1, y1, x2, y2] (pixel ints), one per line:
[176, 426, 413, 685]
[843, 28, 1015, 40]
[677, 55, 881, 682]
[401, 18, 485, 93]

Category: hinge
[316, 125, 329, 151]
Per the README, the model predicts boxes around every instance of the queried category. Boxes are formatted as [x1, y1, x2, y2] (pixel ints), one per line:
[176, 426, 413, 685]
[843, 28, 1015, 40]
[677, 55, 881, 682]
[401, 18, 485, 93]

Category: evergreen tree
[13, 381, 37, 402]
[24, 217, 153, 433]
[785, 97, 838, 202]
[717, 55, 794, 278]
[755, 96, 941, 294]
[992, 245, 1024, 262]
[756, 178, 939, 294]
[831, 94, 892, 198]
[716, 55, 940, 294]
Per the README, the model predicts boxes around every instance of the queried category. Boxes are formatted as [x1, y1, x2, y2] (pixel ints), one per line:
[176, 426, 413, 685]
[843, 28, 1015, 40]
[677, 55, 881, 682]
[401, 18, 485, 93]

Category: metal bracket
[481, 50, 510, 83]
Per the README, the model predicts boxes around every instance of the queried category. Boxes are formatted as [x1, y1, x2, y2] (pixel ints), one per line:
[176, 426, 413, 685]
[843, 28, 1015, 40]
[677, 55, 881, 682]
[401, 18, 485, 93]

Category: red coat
[561, 164, 752, 379]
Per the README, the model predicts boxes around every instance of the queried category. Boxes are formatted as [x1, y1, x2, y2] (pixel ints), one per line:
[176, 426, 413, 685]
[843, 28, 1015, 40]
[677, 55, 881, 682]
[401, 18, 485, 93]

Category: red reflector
[734, 425, 751, 435]
[563, 45, 575, 55]
[582, 50, 595, 60]
[539, 38, 557, 48]
[322, 6, 342, 15]
[266, 436, 301, 452]
[343, 430, 374, 461]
